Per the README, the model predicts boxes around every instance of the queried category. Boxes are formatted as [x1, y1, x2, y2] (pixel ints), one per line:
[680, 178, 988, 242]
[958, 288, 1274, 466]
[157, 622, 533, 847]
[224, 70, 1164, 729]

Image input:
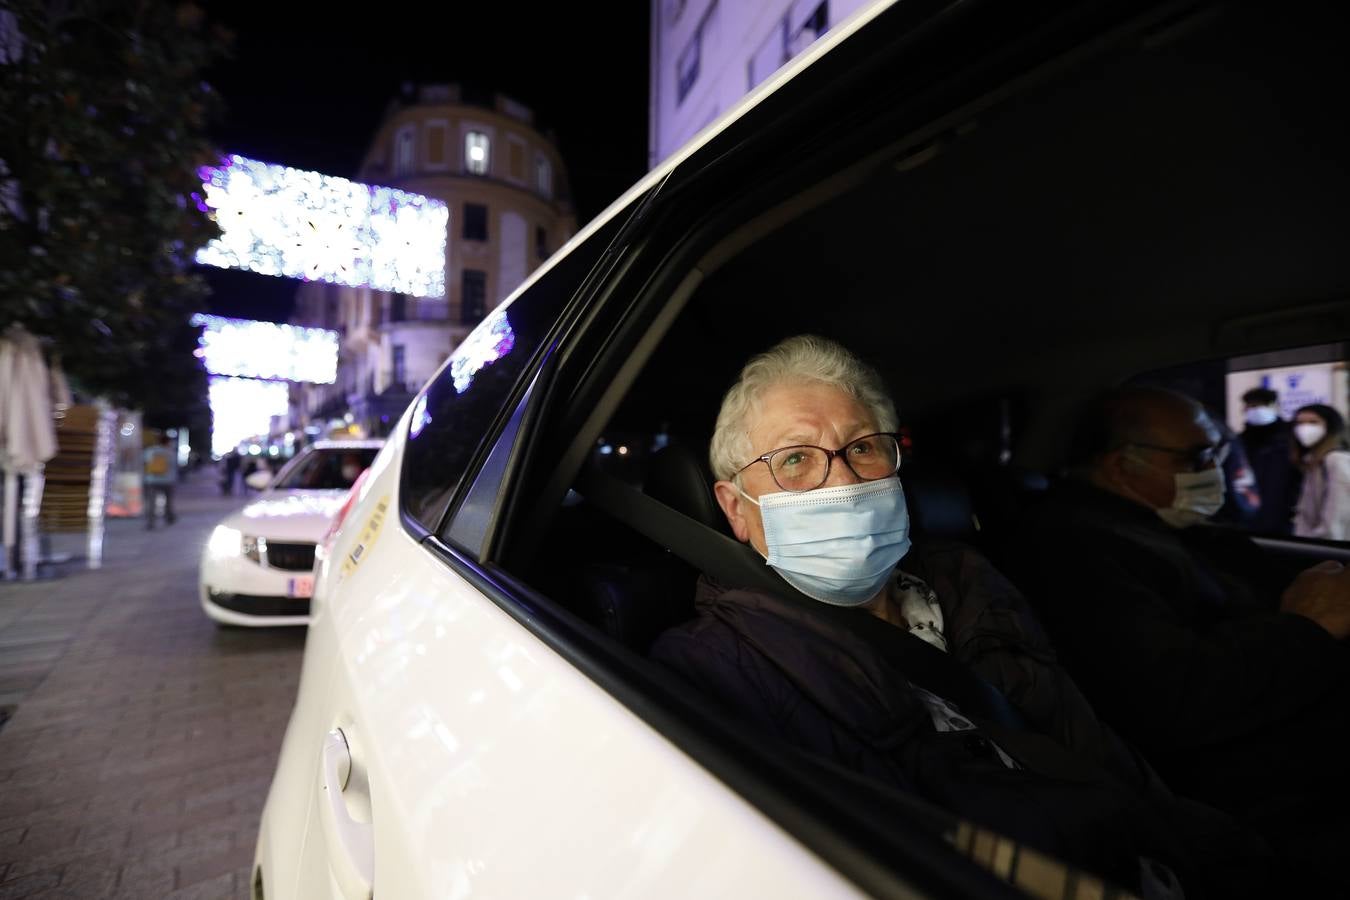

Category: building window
[749, 19, 788, 89]
[676, 0, 718, 105]
[535, 225, 548, 260]
[535, 154, 552, 198]
[392, 344, 406, 389]
[508, 140, 525, 181]
[463, 203, 488, 242]
[787, 2, 828, 58]
[427, 122, 448, 168]
[461, 269, 487, 324]
[749, 1, 828, 89]
[395, 125, 416, 176]
[389, 293, 407, 323]
[465, 131, 490, 175]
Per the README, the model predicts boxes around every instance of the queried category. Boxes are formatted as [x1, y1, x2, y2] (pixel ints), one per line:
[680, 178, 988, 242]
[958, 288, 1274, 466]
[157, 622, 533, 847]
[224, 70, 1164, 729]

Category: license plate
[288, 575, 314, 599]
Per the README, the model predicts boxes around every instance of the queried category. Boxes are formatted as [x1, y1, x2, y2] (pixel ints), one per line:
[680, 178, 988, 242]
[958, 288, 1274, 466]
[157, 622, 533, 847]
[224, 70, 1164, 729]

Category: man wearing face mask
[650, 339, 1278, 898]
[1237, 387, 1300, 535]
[1013, 386, 1350, 884]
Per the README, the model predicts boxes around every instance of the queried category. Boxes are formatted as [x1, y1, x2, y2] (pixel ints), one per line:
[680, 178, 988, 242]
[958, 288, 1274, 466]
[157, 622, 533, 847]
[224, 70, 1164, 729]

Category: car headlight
[207, 525, 243, 560]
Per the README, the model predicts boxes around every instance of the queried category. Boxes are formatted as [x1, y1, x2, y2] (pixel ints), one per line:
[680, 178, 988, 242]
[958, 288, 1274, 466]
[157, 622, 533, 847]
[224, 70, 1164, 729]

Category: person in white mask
[650, 338, 1279, 898]
[1238, 387, 1300, 535]
[1013, 386, 1350, 888]
[1291, 403, 1350, 540]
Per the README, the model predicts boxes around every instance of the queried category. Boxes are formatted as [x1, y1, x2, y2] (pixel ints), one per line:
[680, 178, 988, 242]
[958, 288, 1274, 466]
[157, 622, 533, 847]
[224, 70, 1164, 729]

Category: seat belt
[575, 463, 788, 596]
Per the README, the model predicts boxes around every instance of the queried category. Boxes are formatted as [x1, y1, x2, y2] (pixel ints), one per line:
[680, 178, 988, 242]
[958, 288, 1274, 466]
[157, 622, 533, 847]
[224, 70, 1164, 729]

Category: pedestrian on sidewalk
[143, 432, 178, 529]
[220, 449, 240, 495]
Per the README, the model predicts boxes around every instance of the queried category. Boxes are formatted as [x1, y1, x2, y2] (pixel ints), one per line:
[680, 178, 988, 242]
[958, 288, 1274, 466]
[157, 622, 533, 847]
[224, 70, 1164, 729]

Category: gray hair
[709, 335, 898, 481]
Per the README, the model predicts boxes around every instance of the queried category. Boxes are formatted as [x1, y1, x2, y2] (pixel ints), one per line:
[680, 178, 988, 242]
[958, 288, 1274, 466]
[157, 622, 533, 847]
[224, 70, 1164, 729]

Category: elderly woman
[656, 335, 1123, 760]
[650, 335, 1272, 898]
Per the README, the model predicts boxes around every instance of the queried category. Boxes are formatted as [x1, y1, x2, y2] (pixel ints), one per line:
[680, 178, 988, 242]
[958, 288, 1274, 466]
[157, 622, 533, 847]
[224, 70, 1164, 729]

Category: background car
[255, 1, 1350, 897]
[199, 439, 383, 627]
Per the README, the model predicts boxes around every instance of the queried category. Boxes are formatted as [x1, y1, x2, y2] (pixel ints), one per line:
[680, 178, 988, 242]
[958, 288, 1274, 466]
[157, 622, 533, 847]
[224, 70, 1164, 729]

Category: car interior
[513, 0, 1349, 664]
[471, 1, 1350, 894]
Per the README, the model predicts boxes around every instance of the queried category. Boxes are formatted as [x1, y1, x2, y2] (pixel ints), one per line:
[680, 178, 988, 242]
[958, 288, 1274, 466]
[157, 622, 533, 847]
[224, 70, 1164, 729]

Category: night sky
[198, 2, 652, 323]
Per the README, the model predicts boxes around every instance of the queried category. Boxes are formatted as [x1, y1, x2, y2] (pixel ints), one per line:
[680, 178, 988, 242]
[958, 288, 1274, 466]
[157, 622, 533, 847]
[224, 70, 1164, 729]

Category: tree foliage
[0, 0, 230, 419]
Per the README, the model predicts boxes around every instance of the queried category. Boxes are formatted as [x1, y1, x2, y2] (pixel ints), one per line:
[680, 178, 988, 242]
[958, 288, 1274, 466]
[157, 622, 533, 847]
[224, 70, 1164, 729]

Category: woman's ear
[713, 480, 752, 543]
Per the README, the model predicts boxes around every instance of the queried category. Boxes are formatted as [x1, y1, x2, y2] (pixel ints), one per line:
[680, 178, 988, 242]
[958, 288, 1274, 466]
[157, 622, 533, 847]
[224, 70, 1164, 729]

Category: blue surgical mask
[739, 477, 912, 606]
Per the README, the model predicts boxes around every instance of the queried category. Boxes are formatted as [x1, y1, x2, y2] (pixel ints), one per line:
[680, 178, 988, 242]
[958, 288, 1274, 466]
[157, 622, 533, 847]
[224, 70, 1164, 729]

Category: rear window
[274, 447, 379, 490]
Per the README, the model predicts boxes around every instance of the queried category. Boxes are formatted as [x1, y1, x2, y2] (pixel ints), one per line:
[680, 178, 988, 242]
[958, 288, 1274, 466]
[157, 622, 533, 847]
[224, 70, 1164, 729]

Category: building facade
[292, 84, 577, 437]
[648, 0, 875, 168]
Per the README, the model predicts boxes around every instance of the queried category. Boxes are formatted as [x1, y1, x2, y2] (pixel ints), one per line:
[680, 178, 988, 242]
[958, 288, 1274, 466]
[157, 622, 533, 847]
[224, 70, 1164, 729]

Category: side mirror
[245, 470, 272, 490]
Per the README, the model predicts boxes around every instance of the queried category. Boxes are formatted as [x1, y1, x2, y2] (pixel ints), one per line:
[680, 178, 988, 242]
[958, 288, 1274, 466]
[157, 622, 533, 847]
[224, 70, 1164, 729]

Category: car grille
[265, 542, 316, 572]
[207, 591, 310, 617]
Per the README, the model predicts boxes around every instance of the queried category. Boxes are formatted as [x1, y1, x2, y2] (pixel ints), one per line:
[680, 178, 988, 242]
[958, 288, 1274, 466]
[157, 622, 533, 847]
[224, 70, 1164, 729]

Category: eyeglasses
[735, 432, 902, 493]
[1128, 438, 1230, 472]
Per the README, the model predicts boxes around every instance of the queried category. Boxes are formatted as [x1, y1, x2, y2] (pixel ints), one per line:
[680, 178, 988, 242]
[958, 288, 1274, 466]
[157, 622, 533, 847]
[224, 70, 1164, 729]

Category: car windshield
[273, 447, 379, 491]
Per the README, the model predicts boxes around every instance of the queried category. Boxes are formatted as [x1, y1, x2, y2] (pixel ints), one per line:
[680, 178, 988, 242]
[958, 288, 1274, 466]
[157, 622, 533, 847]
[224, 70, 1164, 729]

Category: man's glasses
[735, 433, 902, 493]
[1128, 438, 1230, 472]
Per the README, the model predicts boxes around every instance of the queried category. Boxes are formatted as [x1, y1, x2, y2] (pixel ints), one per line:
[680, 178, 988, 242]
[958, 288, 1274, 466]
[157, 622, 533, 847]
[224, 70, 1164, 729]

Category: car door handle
[320, 728, 374, 899]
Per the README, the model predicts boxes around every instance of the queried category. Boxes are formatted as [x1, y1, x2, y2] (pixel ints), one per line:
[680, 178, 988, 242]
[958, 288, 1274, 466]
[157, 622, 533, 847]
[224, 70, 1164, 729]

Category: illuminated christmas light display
[194, 155, 449, 298]
[192, 314, 338, 384]
[208, 376, 291, 457]
[450, 307, 516, 394]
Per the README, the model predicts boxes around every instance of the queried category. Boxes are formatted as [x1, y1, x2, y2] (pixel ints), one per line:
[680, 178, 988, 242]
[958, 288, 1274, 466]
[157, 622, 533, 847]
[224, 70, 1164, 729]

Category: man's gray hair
[709, 335, 898, 481]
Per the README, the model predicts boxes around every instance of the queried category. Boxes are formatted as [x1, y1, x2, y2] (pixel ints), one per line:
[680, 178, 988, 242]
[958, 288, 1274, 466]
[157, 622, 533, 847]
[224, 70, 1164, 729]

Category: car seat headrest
[646, 442, 729, 536]
[902, 467, 978, 540]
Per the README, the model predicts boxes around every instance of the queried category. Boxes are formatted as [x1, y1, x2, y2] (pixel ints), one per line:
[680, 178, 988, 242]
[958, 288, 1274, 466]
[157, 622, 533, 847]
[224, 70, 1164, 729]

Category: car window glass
[273, 447, 379, 490]
[443, 369, 541, 558]
[1129, 342, 1350, 543]
[400, 205, 635, 532]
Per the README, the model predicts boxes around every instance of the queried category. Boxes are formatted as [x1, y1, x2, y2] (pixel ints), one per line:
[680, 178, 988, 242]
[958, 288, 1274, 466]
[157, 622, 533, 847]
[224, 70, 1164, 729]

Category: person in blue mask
[650, 336, 1277, 899]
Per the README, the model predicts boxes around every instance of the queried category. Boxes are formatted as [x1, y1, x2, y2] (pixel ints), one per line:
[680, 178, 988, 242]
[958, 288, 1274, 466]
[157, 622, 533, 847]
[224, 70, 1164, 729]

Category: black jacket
[651, 540, 1271, 897]
[1239, 420, 1301, 535]
[1012, 480, 1350, 882]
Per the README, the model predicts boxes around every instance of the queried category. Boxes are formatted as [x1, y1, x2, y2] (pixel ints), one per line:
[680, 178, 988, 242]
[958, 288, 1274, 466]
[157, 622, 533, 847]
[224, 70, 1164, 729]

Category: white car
[255, 2, 1349, 897]
[200, 440, 383, 626]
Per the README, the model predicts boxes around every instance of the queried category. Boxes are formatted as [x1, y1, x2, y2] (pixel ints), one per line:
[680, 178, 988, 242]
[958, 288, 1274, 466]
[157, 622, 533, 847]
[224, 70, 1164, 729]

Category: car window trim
[441, 361, 550, 559]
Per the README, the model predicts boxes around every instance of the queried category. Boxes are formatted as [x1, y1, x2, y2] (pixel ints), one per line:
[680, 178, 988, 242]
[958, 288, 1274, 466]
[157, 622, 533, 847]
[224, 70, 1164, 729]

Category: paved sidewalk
[0, 469, 306, 899]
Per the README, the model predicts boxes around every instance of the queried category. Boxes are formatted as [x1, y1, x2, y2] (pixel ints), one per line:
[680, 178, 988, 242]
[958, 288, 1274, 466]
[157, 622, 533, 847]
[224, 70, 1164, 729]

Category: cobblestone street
[0, 469, 305, 899]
